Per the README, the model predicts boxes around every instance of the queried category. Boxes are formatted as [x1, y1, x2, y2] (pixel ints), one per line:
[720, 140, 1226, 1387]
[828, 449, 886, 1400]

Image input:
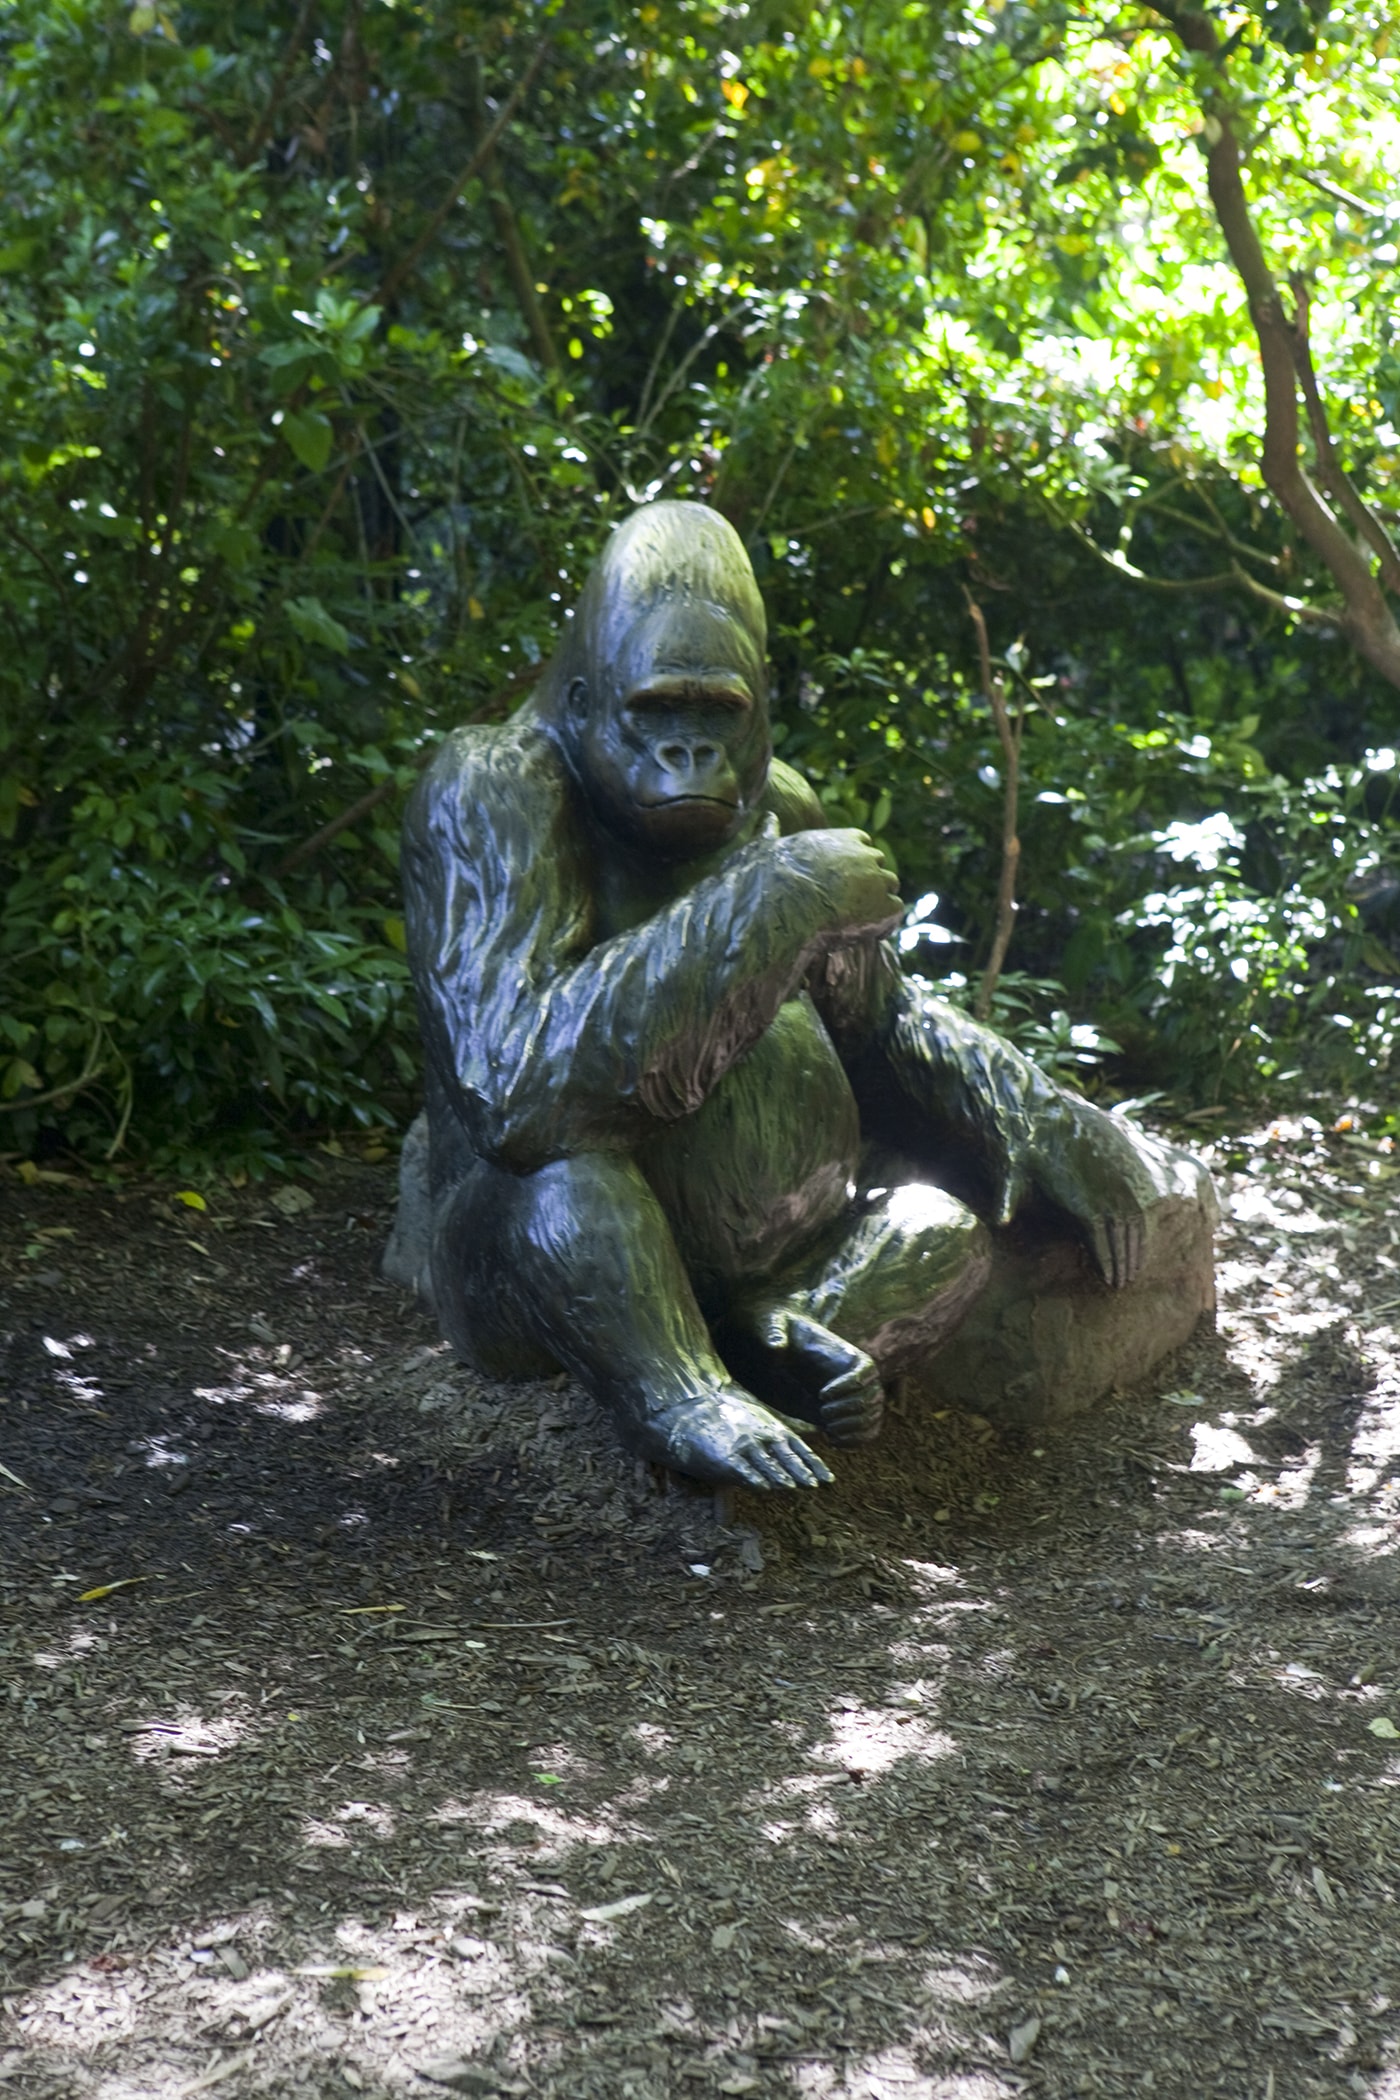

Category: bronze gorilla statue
[399, 501, 1207, 1491]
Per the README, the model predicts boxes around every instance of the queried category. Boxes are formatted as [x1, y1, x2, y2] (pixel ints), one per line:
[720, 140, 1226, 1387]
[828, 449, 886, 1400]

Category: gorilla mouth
[641, 793, 737, 810]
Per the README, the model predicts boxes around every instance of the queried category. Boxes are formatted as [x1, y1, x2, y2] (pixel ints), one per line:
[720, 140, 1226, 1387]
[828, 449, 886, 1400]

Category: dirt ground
[3, 1112, 1400, 2100]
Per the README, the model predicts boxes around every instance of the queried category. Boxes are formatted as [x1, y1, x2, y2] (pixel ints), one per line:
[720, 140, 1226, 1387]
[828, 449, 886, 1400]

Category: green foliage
[3, 0, 1399, 1170]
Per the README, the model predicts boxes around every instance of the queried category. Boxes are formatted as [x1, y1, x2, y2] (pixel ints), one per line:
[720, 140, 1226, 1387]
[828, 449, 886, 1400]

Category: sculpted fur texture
[400, 501, 1211, 1490]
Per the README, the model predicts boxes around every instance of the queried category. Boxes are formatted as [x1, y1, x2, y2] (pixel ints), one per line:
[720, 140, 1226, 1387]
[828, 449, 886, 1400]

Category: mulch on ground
[3, 1113, 1400, 2100]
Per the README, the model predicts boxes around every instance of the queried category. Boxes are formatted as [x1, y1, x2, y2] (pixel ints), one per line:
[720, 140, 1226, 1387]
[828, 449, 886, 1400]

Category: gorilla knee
[433, 1147, 708, 1389]
[884, 1183, 991, 1283]
[504, 1152, 651, 1268]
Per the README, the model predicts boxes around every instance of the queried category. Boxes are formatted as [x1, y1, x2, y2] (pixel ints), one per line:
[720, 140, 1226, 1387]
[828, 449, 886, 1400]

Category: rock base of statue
[908, 1189, 1216, 1430]
[382, 1111, 1216, 1436]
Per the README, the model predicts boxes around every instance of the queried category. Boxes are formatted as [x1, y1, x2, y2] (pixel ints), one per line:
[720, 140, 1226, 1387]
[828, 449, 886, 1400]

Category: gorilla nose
[658, 739, 721, 783]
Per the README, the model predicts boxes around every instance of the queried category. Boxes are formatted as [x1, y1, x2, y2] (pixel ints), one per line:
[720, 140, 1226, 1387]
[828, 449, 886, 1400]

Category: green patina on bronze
[395, 502, 1216, 1490]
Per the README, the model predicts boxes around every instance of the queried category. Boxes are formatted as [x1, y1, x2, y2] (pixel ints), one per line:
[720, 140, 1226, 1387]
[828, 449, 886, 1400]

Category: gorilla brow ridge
[538, 501, 766, 713]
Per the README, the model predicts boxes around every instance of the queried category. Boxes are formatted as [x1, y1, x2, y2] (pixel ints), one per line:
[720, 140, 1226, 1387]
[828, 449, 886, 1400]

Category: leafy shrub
[4, 0, 1399, 1173]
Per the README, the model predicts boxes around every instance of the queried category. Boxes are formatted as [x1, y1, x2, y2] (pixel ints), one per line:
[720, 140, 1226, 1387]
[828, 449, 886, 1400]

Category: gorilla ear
[566, 676, 589, 724]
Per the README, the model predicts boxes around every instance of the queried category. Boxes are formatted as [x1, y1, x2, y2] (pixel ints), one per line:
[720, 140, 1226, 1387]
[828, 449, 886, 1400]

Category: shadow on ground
[3, 1138, 1400, 2099]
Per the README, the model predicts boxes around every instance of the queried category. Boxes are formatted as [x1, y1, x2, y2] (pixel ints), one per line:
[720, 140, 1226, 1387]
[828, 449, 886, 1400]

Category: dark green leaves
[281, 410, 334, 473]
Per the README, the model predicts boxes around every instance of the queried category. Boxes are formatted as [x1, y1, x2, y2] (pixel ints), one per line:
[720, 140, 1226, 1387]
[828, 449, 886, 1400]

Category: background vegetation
[4, 0, 1400, 1172]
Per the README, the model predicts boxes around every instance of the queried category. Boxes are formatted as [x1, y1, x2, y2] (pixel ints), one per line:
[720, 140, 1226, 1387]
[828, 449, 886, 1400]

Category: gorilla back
[400, 500, 1216, 1493]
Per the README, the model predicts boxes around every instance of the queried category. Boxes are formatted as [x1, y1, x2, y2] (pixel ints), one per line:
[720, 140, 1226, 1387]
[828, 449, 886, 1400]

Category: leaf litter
[2, 1127, 1400, 2096]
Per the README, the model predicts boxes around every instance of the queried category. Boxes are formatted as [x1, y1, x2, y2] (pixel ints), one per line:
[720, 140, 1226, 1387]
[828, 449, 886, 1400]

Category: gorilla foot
[737, 1306, 885, 1449]
[631, 1386, 833, 1491]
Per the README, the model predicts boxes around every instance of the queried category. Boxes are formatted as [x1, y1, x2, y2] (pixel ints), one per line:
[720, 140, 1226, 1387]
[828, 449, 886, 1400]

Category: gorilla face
[569, 597, 771, 861]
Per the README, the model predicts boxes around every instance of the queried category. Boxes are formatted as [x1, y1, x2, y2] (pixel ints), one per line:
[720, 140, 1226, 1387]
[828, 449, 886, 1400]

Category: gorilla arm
[813, 937, 1194, 1290]
[402, 724, 891, 1175]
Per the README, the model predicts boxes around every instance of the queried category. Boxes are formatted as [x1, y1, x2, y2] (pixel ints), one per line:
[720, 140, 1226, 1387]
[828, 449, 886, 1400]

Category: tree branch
[1286, 270, 1400, 594]
[631, 297, 750, 443]
[965, 591, 1023, 1022]
[371, 41, 550, 313]
[1226, 559, 1344, 629]
[1148, 2, 1400, 688]
[1055, 510, 1238, 594]
[243, 0, 318, 167]
[1298, 168, 1382, 217]
[273, 669, 538, 875]
[467, 56, 558, 374]
[1137, 495, 1287, 574]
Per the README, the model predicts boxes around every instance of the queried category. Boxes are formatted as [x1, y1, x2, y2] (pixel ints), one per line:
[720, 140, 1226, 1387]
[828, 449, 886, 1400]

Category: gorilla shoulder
[762, 757, 826, 836]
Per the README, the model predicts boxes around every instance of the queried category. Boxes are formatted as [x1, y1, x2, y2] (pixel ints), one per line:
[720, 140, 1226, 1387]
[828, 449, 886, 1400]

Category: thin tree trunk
[468, 56, 558, 376]
[371, 41, 550, 314]
[966, 592, 1023, 1021]
[1152, 3, 1400, 690]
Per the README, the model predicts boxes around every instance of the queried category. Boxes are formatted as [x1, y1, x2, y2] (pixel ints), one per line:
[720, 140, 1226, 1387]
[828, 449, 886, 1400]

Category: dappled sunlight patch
[628, 1720, 676, 1757]
[918, 1956, 1004, 2009]
[1151, 1523, 1254, 1560]
[778, 1915, 836, 1956]
[809, 1704, 957, 1780]
[790, 2051, 1017, 2099]
[299, 1817, 352, 1850]
[430, 1788, 621, 1855]
[1349, 1371, 1400, 1479]
[301, 1799, 397, 1850]
[898, 1559, 973, 1596]
[192, 1377, 255, 1408]
[125, 1709, 248, 1763]
[1249, 1440, 1321, 1511]
[11, 1957, 151, 2056]
[1226, 1183, 1332, 1237]
[1268, 1661, 1328, 1701]
[29, 1621, 121, 1670]
[1187, 1419, 1256, 1473]
[124, 1432, 191, 1476]
[518, 1741, 591, 1783]
[14, 1917, 289, 2080]
[900, 1600, 992, 1636]
[250, 1388, 325, 1424]
[1340, 1520, 1400, 1558]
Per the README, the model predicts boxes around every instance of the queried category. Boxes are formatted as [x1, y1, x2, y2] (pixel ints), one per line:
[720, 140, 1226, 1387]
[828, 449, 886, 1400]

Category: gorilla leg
[431, 1151, 832, 1492]
[722, 1183, 992, 1446]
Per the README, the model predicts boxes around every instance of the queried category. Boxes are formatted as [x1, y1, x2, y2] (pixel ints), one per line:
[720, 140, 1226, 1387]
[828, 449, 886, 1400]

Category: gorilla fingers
[776, 828, 904, 945]
[739, 1304, 886, 1448]
[638, 1390, 834, 1491]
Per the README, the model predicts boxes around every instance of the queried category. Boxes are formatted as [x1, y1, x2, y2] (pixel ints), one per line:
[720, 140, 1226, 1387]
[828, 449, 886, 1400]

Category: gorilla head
[538, 501, 772, 861]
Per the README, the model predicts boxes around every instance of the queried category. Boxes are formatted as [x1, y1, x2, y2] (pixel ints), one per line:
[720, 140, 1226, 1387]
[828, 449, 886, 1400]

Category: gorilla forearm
[470, 841, 838, 1164]
[405, 748, 843, 1171]
[812, 937, 1058, 1218]
[813, 938, 1186, 1283]
[880, 982, 1056, 1221]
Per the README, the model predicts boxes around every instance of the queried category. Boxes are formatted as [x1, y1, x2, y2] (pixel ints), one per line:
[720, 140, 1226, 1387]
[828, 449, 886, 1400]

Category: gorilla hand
[781, 828, 903, 943]
[1000, 1096, 1173, 1291]
[746, 1306, 885, 1447]
[636, 1387, 834, 1490]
